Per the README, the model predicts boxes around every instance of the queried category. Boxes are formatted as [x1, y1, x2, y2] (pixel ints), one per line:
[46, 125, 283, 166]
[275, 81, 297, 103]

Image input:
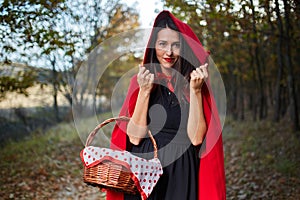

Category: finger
[143, 71, 152, 81]
[138, 64, 143, 71]
[195, 68, 204, 79]
[149, 74, 154, 83]
[199, 72, 204, 79]
[196, 67, 203, 75]
[139, 70, 148, 80]
[144, 73, 151, 81]
[200, 64, 208, 78]
[138, 65, 146, 75]
[198, 63, 208, 69]
[199, 64, 208, 71]
[190, 71, 194, 80]
[143, 69, 150, 77]
[190, 70, 197, 80]
[197, 64, 207, 72]
[202, 68, 208, 79]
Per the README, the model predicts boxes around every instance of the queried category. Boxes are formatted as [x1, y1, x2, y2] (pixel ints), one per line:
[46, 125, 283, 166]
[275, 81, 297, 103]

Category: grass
[1, 113, 299, 199]
[224, 117, 300, 199]
[0, 112, 113, 199]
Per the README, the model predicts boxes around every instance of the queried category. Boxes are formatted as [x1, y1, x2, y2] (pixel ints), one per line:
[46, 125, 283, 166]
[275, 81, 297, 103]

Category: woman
[108, 10, 225, 200]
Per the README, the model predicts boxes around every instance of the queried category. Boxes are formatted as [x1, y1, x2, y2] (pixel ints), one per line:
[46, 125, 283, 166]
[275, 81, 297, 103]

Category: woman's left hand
[190, 63, 208, 92]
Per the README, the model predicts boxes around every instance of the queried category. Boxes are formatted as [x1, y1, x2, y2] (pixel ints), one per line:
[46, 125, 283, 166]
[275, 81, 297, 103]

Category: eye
[172, 42, 180, 49]
[158, 41, 167, 47]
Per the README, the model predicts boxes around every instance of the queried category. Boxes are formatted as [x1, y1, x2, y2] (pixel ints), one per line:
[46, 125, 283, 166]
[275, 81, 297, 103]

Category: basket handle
[85, 116, 158, 159]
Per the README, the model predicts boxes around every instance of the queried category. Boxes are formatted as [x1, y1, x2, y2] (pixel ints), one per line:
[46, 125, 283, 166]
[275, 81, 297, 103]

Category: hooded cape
[107, 10, 226, 200]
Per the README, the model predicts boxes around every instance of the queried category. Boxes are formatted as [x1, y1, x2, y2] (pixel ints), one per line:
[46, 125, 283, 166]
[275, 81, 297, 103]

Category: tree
[0, 62, 36, 101]
[71, 2, 140, 116]
[163, 0, 300, 130]
[0, 0, 140, 119]
[0, 0, 67, 61]
[0, 0, 72, 122]
[282, 0, 299, 131]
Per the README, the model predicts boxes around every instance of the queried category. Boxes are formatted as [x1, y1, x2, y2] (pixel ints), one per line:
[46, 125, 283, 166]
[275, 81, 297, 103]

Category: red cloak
[107, 10, 226, 200]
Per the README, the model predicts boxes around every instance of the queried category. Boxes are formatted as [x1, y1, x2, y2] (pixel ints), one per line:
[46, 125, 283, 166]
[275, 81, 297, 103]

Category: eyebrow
[157, 40, 180, 43]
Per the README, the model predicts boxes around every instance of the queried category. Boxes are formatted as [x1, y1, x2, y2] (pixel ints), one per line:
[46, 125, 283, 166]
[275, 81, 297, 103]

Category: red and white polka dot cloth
[81, 146, 163, 200]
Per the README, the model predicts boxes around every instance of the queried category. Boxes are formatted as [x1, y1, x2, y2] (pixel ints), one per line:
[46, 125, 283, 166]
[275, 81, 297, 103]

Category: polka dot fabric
[80, 146, 163, 200]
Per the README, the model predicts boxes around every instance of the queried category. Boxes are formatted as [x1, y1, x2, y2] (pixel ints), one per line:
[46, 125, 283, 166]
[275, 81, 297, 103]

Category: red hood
[107, 10, 226, 200]
[143, 10, 209, 66]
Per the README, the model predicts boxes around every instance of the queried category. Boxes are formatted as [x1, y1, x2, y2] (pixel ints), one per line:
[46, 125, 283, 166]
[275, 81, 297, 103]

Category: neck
[160, 67, 172, 77]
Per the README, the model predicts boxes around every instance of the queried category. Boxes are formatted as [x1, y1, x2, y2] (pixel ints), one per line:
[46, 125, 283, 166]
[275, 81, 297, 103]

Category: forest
[163, 0, 300, 131]
[0, 0, 299, 199]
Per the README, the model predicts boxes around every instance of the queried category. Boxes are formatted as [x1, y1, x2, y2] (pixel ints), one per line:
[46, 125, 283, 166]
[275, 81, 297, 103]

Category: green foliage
[0, 0, 68, 49]
[164, 0, 300, 125]
[0, 0, 140, 109]
[0, 70, 36, 100]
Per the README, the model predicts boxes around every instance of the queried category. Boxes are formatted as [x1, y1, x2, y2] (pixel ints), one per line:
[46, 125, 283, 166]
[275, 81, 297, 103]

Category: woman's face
[155, 27, 180, 75]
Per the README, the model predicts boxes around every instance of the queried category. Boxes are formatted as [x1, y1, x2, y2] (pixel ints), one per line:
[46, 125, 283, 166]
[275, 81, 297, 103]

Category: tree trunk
[283, 0, 299, 131]
[234, 44, 245, 121]
[228, 63, 238, 120]
[248, 40, 257, 121]
[239, 80, 245, 121]
[250, 0, 265, 120]
[51, 56, 60, 122]
[273, 0, 285, 122]
[261, 45, 268, 118]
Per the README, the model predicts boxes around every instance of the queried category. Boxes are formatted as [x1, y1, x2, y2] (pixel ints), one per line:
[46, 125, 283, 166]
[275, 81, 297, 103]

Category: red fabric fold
[156, 72, 174, 93]
[107, 10, 226, 200]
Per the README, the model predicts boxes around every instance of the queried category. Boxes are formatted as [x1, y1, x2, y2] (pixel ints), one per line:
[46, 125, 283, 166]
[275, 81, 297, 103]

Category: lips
[164, 58, 174, 63]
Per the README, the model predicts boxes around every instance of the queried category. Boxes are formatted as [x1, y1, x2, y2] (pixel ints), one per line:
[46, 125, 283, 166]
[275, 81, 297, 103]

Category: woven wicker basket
[83, 116, 158, 194]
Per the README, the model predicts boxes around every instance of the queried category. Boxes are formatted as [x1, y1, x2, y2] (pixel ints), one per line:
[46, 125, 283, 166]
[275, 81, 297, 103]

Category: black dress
[125, 86, 200, 200]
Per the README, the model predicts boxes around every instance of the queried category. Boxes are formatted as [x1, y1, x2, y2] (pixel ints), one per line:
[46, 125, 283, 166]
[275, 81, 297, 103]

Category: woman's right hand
[137, 65, 154, 93]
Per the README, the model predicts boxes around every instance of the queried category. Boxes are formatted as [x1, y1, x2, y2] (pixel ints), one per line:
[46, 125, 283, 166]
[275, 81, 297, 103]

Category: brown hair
[144, 15, 200, 103]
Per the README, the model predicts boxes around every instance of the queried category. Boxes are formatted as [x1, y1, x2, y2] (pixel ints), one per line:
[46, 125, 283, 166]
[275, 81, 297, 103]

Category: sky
[122, 0, 164, 27]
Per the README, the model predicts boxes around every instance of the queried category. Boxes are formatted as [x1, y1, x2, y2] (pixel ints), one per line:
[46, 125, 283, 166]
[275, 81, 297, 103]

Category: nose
[165, 45, 173, 56]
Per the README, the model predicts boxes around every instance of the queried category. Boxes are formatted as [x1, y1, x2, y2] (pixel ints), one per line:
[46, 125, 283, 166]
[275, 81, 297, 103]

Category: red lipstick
[164, 58, 174, 63]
